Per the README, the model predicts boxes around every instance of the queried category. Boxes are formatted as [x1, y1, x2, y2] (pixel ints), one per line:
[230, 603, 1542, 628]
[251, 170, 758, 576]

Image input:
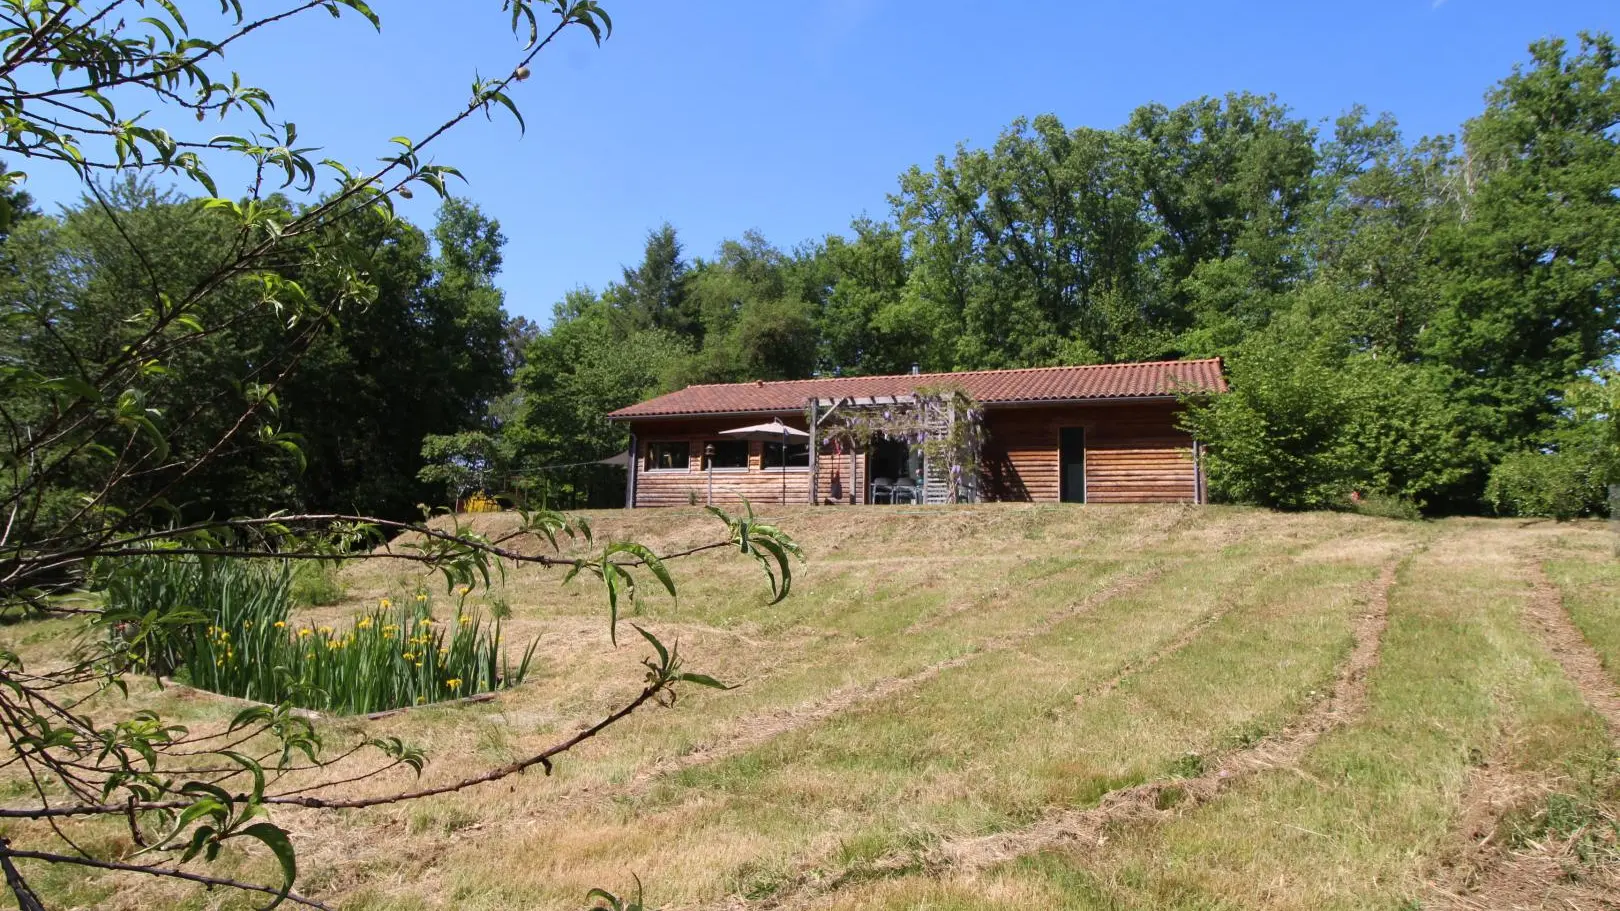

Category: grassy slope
[2, 507, 1616, 911]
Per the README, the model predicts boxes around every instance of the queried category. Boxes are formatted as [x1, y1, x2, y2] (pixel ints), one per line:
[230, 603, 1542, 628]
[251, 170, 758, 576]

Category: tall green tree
[1427, 32, 1620, 447]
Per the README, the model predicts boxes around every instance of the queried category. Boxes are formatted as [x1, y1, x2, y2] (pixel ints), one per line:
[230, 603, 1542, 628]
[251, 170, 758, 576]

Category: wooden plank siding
[816, 445, 867, 505]
[979, 400, 1198, 504]
[627, 399, 1199, 507]
[629, 417, 810, 508]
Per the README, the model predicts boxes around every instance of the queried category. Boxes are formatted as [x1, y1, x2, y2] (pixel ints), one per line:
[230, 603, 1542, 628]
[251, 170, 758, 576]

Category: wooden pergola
[806, 392, 980, 506]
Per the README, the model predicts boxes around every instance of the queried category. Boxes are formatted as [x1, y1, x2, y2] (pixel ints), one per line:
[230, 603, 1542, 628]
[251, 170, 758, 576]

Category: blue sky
[22, 1, 1620, 324]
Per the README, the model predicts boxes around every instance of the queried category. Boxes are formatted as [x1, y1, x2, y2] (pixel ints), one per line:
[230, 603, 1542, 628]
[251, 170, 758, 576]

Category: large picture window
[763, 442, 810, 469]
[702, 440, 750, 470]
[646, 442, 690, 471]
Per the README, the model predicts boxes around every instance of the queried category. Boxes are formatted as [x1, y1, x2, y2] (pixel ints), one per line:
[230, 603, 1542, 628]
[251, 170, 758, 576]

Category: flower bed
[98, 556, 535, 714]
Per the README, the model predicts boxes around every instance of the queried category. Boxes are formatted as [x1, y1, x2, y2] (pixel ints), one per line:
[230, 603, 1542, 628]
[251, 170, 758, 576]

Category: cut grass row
[366, 517, 1400, 908]
[813, 521, 1617, 911]
[12, 509, 1613, 911]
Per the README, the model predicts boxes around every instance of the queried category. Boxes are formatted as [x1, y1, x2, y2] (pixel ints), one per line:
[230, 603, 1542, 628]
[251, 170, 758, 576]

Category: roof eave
[607, 406, 803, 422]
[611, 387, 1224, 421]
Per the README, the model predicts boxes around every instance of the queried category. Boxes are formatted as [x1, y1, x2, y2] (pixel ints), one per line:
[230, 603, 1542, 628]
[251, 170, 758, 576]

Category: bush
[291, 560, 345, 607]
[1485, 448, 1610, 520]
[1350, 492, 1424, 521]
[1182, 339, 1478, 512]
[97, 555, 535, 713]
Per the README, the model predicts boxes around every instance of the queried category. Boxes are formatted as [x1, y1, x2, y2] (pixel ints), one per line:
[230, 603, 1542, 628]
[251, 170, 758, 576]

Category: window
[702, 440, 749, 470]
[646, 442, 689, 471]
[763, 442, 810, 469]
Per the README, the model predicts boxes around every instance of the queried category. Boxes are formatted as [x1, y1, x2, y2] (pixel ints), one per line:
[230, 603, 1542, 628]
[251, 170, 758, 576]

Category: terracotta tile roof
[607, 358, 1225, 419]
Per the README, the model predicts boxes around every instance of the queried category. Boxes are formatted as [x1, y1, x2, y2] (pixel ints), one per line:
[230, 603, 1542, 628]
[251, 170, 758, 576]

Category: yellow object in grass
[463, 492, 500, 513]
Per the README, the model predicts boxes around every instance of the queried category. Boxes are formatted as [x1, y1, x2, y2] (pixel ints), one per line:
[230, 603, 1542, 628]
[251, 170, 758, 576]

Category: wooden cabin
[606, 359, 1226, 508]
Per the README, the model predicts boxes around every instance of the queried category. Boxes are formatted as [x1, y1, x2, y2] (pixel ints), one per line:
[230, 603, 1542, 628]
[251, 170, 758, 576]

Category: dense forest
[7, 33, 1617, 519]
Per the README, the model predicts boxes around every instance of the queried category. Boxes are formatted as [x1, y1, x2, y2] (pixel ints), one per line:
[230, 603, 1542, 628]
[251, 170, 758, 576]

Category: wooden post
[807, 399, 818, 506]
[625, 431, 637, 509]
[850, 445, 858, 505]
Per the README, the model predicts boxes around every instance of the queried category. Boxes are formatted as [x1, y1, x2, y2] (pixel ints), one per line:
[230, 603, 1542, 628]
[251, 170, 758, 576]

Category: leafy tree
[419, 429, 511, 503]
[514, 293, 691, 465]
[280, 200, 511, 518]
[1487, 369, 1620, 519]
[1426, 33, 1620, 447]
[618, 222, 699, 339]
[0, 4, 803, 909]
[679, 231, 820, 382]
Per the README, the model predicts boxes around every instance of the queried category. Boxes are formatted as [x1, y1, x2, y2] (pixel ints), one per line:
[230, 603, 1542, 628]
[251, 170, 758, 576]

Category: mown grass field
[6, 505, 1620, 910]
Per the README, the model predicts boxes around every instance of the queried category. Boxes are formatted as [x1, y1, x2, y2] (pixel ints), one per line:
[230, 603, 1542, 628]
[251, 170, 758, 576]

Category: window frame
[644, 441, 691, 472]
[762, 441, 811, 470]
[701, 439, 751, 471]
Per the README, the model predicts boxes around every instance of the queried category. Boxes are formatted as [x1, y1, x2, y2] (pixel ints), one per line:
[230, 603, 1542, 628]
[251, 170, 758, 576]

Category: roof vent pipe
[911, 363, 920, 375]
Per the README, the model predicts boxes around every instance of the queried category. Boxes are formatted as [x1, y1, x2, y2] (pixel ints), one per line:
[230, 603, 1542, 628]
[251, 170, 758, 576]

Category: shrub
[98, 555, 535, 713]
[1485, 448, 1610, 520]
[290, 560, 345, 607]
[1182, 339, 1478, 512]
[1350, 492, 1425, 521]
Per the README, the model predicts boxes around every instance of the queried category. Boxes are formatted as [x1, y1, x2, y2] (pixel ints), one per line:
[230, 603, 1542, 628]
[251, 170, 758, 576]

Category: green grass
[8, 507, 1619, 911]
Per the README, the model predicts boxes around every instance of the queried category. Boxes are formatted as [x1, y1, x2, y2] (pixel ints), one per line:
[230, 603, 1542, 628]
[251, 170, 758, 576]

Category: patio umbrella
[719, 419, 810, 504]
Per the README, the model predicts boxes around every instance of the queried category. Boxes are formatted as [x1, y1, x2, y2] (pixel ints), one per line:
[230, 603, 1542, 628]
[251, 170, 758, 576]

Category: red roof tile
[607, 358, 1225, 419]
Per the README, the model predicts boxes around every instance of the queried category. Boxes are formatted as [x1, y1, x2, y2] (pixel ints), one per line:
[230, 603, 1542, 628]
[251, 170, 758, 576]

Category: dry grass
[3, 506, 1618, 911]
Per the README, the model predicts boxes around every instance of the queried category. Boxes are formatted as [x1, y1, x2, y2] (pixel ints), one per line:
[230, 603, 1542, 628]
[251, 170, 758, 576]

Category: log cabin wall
[627, 399, 1199, 507]
[979, 400, 1198, 504]
[627, 416, 810, 508]
[816, 444, 867, 505]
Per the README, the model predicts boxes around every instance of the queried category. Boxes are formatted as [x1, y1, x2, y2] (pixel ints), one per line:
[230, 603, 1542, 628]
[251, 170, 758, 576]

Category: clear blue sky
[23, 1, 1620, 325]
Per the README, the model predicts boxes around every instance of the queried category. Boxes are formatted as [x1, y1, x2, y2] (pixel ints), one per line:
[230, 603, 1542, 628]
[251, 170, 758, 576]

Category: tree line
[513, 32, 1619, 516]
[8, 33, 1616, 520]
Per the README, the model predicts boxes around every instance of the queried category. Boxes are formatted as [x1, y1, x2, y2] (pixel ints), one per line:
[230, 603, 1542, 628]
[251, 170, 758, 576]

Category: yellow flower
[415, 593, 428, 602]
[317, 626, 333, 635]
[380, 598, 392, 609]
[273, 620, 286, 629]
[446, 678, 462, 690]
[458, 615, 471, 625]
[401, 652, 415, 662]
[297, 628, 312, 638]
[418, 617, 432, 627]
[457, 585, 470, 596]
[438, 647, 448, 656]
[358, 617, 374, 630]
[415, 696, 426, 705]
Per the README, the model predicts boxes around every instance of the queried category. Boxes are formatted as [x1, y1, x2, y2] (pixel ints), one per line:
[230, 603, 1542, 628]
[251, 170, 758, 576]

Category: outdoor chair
[869, 477, 894, 504]
[890, 477, 917, 505]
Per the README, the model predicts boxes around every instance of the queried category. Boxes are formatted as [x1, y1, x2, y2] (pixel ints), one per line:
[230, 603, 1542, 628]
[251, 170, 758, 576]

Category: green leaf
[632, 624, 669, 669]
[237, 822, 297, 908]
[676, 671, 735, 690]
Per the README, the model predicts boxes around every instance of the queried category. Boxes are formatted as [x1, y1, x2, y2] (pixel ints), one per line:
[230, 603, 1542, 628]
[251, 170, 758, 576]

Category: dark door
[1059, 427, 1086, 503]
